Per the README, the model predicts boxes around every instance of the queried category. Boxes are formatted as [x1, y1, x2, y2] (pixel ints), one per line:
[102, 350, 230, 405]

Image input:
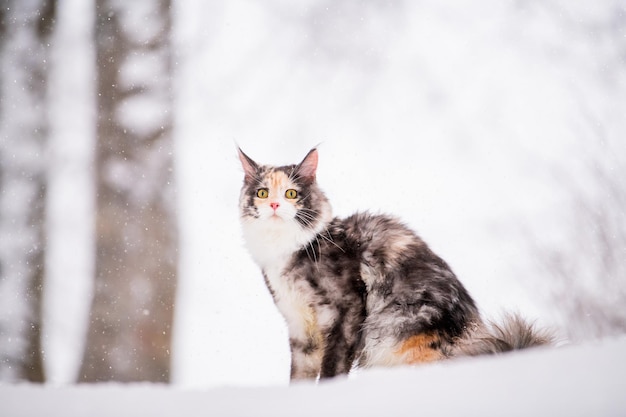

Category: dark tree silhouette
[79, 0, 178, 382]
[0, 0, 56, 383]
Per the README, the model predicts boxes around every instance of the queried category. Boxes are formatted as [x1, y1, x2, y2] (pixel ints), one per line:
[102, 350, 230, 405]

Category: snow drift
[3, 337, 625, 417]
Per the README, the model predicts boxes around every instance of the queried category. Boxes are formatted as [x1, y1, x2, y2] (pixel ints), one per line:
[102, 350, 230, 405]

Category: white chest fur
[242, 217, 320, 340]
[241, 217, 309, 269]
[264, 262, 318, 341]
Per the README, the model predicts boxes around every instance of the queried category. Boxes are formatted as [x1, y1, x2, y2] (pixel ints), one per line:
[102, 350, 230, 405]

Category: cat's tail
[452, 313, 554, 357]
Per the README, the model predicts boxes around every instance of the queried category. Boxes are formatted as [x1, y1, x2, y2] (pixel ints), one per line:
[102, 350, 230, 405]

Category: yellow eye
[285, 189, 297, 199]
[257, 189, 269, 198]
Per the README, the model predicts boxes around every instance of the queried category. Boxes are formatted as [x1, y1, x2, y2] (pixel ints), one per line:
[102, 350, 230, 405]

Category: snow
[1, 0, 624, 401]
[3, 336, 626, 416]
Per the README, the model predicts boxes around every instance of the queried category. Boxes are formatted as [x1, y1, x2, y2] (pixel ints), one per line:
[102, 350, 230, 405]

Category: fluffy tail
[453, 313, 554, 357]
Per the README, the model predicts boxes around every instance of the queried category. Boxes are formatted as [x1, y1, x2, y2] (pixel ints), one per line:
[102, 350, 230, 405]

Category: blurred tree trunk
[0, 0, 55, 383]
[79, 0, 178, 382]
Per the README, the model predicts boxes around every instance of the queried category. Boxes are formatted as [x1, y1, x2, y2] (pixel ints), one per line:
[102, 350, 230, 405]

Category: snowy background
[171, 0, 626, 388]
[1, 0, 625, 403]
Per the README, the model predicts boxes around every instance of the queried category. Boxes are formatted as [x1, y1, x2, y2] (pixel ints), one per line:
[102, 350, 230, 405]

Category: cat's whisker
[322, 230, 344, 253]
[298, 192, 314, 203]
[296, 208, 321, 222]
[295, 208, 318, 222]
[287, 169, 300, 183]
[303, 241, 314, 264]
[297, 206, 318, 215]
[294, 207, 344, 253]
[296, 213, 317, 225]
[298, 218, 343, 255]
[311, 239, 320, 266]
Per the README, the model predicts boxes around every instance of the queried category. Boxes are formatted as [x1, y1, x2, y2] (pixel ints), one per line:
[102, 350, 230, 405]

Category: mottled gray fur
[238, 148, 551, 381]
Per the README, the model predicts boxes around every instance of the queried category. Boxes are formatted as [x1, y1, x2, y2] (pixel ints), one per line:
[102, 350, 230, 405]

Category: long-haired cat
[238, 147, 551, 381]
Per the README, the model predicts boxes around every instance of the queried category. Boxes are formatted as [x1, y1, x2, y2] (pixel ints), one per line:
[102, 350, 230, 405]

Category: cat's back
[284, 211, 421, 303]
[337, 211, 430, 268]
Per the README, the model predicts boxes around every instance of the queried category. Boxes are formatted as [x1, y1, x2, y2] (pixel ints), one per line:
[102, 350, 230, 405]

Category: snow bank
[3, 337, 624, 417]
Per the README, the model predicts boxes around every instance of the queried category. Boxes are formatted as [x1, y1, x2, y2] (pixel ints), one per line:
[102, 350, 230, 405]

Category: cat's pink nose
[270, 202, 280, 210]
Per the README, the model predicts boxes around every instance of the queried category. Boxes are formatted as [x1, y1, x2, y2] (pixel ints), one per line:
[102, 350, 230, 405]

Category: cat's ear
[296, 148, 318, 184]
[238, 148, 259, 184]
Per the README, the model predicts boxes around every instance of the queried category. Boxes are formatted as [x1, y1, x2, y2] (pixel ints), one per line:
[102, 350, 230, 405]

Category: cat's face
[238, 148, 332, 236]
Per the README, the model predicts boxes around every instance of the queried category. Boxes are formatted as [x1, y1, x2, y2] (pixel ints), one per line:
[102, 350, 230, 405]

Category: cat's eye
[256, 188, 269, 199]
[285, 189, 298, 199]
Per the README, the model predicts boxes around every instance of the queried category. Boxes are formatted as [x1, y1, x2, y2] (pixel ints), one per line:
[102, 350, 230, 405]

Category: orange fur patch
[268, 171, 288, 192]
[395, 333, 445, 364]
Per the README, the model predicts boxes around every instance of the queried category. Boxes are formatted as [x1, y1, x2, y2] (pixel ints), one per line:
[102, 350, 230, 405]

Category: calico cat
[238, 147, 551, 381]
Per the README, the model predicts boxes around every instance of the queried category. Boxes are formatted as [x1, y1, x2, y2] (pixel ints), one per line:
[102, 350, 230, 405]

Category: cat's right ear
[296, 148, 318, 184]
[238, 148, 259, 184]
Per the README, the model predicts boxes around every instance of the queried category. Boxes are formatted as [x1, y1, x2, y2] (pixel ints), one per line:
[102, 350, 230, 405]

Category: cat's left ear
[296, 148, 318, 184]
[238, 148, 259, 184]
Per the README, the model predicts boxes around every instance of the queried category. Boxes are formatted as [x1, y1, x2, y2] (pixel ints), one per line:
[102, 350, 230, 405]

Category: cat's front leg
[319, 304, 363, 379]
[289, 335, 323, 381]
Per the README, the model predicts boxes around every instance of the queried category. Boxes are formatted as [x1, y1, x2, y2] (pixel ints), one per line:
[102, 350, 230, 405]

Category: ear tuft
[297, 148, 318, 183]
[238, 148, 259, 184]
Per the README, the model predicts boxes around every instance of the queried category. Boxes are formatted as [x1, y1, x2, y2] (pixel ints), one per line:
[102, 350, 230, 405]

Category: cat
[238, 147, 552, 381]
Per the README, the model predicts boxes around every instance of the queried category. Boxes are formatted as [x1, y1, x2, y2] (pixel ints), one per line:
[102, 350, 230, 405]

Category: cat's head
[237, 148, 332, 242]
